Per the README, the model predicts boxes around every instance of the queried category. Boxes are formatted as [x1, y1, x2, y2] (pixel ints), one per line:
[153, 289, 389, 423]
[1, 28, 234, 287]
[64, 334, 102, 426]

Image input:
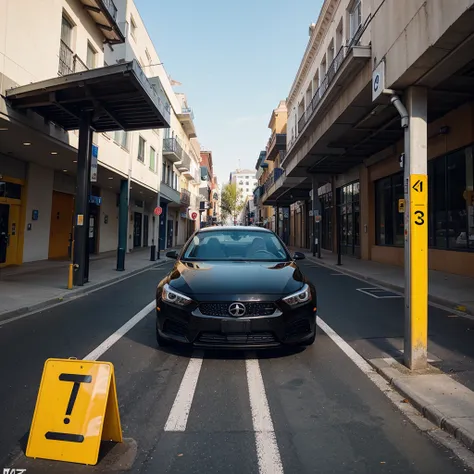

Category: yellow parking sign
[26, 359, 122, 465]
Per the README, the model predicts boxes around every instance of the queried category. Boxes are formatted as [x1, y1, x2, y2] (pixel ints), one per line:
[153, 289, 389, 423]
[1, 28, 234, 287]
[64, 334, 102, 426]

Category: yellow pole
[68, 264, 74, 290]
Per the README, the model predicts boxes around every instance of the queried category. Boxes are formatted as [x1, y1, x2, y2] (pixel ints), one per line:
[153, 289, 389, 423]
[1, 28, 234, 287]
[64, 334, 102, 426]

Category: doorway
[134, 212, 142, 248]
[49, 191, 74, 259]
[0, 204, 9, 264]
[167, 219, 173, 248]
[143, 214, 149, 247]
[337, 181, 360, 258]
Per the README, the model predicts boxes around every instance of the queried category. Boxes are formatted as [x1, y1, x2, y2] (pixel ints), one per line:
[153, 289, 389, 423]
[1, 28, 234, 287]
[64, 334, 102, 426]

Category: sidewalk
[292, 248, 474, 316]
[292, 247, 474, 454]
[0, 248, 175, 321]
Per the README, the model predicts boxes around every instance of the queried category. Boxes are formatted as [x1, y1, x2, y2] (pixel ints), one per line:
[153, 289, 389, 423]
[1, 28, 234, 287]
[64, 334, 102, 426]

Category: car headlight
[162, 283, 192, 306]
[282, 284, 311, 307]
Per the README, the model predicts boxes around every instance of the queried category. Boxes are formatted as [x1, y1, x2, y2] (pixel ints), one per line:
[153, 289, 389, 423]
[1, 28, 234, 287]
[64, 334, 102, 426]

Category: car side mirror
[166, 250, 179, 260]
[293, 252, 306, 261]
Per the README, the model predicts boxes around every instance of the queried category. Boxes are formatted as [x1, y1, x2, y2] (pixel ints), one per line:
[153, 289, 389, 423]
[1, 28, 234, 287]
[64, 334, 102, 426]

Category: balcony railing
[163, 138, 184, 161]
[263, 168, 284, 195]
[58, 40, 91, 76]
[180, 189, 191, 206]
[58, 41, 74, 76]
[101, 0, 118, 21]
[297, 45, 348, 134]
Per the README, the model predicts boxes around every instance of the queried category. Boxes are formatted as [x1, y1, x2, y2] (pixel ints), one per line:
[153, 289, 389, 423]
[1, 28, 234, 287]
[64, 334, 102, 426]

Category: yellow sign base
[26, 359, 122, 465]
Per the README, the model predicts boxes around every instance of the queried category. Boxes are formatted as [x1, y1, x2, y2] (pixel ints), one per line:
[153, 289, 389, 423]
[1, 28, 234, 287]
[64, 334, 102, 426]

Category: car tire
[156, 324, 171, 347]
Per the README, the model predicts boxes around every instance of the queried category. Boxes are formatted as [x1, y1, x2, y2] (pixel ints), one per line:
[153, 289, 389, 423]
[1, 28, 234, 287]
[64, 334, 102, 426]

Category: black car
[155, 226, 317, 349]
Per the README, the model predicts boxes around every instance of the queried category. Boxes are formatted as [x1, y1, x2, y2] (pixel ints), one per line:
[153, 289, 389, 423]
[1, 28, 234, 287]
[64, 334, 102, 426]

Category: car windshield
[182, 229, 290, 262]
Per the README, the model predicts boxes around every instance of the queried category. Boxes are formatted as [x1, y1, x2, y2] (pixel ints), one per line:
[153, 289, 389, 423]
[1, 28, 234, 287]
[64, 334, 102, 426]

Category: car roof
[198, 226, 272, 233]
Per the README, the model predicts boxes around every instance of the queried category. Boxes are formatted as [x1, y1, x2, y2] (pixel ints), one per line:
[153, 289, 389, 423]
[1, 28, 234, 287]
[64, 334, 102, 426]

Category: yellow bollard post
[68, 264, 74, 290]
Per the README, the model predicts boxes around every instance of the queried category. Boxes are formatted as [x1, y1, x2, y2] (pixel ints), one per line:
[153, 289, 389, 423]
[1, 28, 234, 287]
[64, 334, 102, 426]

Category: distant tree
[221, 183, 245, 224]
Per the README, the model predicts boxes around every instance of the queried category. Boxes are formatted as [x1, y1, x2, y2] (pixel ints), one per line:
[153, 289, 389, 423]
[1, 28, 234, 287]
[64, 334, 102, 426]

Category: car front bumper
[156, 303, 316, 348]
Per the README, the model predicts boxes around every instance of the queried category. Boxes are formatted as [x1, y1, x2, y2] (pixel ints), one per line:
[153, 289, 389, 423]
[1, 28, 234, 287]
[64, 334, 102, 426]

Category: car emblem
[228, 302, 246, 317]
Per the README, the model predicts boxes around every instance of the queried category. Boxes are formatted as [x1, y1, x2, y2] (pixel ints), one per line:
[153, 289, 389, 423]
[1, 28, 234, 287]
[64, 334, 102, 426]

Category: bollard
[150, 245, 156, 261]
[68, 264, 79, 289]
[68, 264, 74, 289]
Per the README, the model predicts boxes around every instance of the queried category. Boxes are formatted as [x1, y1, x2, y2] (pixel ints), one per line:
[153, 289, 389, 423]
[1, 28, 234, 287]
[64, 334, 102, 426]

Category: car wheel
[156, 323, 171, 347]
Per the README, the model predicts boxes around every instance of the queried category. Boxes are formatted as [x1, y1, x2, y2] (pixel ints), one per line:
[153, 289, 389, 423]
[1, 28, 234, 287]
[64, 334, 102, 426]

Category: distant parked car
[155, 226, 317, 349]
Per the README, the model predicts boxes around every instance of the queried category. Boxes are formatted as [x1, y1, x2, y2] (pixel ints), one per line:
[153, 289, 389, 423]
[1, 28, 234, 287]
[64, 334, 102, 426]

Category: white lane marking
[356, 288, 402, 299]
[316, 316, 474, 470]
[246, 357, 284, 474]
[164, 352, 204, 432]
[84, 300, 155, 360]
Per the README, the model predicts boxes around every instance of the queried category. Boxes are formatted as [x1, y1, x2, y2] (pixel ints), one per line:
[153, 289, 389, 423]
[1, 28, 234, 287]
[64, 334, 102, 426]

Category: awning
[5, 61, 170, 132]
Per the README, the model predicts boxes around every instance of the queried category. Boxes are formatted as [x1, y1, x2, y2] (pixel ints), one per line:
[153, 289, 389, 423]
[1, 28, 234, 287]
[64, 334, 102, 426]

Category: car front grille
[197, 332, 277, 345]
[199, 302, 277, 317]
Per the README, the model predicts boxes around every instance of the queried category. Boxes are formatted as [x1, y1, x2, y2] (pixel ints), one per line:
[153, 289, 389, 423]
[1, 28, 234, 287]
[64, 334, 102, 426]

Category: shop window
[0, 182, 21, 199]
[376, 144, 474, 251]
[375, 172, 403, 246]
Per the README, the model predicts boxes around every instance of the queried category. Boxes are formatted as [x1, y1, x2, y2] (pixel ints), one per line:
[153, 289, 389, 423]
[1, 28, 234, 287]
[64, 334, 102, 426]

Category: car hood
[167, 261, 305, 300]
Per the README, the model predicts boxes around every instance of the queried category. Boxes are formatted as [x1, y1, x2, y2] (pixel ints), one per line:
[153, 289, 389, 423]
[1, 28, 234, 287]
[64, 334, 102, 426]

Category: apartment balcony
[180, 189, 191, 207]
[177, 150, 192, 173]
[266, 133, 287, 161]
[253, 185, 264, 206]
[185, 165, 200, 183]
[80, 0, 124, 44]
[160, 181, 180, 205]
[163, 138, 183, 163]
[177, 107, 197, 138]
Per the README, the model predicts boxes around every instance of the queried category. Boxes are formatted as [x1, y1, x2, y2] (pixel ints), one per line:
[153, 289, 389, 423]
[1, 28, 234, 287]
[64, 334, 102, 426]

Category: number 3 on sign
[414, 210, 425, 226]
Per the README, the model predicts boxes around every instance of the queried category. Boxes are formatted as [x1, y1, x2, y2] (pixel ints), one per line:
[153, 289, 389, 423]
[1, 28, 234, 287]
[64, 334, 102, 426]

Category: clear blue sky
[135, 0, 323, 185]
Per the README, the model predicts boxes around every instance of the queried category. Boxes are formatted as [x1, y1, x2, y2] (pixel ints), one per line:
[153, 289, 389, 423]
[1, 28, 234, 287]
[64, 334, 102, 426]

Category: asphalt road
[0, 258, 473, 473]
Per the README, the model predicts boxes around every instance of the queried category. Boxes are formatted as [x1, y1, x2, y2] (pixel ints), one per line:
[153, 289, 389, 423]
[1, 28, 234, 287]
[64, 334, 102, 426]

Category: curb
[368, 359, 474, 453]
[305, 255, 473, 317]
[0, 259, 170, 323]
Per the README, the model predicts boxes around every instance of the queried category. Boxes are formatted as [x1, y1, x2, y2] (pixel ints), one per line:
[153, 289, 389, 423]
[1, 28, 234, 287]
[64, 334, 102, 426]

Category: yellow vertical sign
[409, 174, 428, 358]
[26, 359, 122, 465]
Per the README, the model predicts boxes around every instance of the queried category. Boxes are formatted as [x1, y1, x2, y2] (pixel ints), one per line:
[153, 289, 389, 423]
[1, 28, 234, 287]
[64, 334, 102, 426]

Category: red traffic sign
[190, 211, 198, 220]
[154, 206, 163, 216]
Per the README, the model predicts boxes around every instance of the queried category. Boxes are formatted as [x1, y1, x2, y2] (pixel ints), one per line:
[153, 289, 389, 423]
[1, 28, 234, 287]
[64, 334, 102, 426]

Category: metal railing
[297, 45, 348, 134]
[263, 168, 284, 195]
[74, 55, 89, 73]
[101, 0, 118, 21]
[133, 60, 171, 123]
[163, 138, 184, 160]
[180, 189, 191, 206]
[58, 40, 74, 76]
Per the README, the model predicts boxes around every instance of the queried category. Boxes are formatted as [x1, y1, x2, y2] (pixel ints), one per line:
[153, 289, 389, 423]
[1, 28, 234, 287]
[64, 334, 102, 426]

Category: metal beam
[83, 4, 101, 13]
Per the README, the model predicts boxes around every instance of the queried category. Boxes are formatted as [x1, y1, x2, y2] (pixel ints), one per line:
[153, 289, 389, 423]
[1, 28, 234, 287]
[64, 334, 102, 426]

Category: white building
[0, 0, 202, 272]
[230, 169, 257, 200]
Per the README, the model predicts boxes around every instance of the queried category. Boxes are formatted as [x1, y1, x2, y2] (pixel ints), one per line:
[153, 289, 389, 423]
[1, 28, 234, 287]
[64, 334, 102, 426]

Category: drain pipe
[389, 93, 409, 129]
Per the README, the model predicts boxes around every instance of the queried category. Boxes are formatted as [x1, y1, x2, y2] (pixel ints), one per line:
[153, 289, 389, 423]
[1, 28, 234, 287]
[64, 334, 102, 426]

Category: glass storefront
[320, 191, 333, 251]
[337, 181, 360, 257]
[375, 144, 474, 251]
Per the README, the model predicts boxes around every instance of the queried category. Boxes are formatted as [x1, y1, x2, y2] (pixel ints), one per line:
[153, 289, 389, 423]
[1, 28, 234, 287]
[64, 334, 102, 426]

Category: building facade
[0, 0, 204, 270]
[262, 0, 474, 277]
